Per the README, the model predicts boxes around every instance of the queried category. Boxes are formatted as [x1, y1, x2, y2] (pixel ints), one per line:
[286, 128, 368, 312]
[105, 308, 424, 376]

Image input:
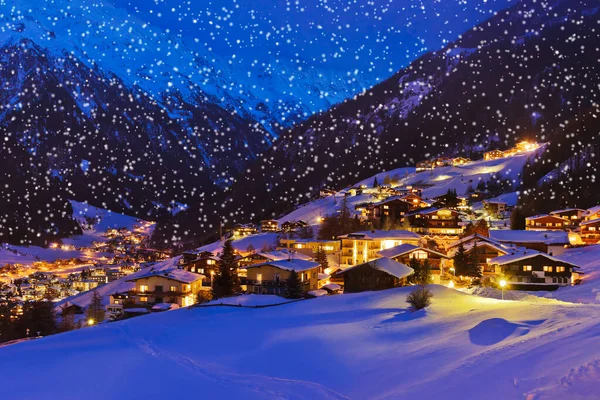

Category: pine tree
[453, 243, 469, 276]
[373, 177, 379, 188]
[212, 239, 239, 298]
[284, 270, 303, 299]
[407, 257, 422, 284]
[86, 289, 105, 323]
[338, 196, 352, 234]
[314, 246, 329, 272]
[511, 207, 526, 230]
[474, 219, 489, 237]
[467, 244, 483, 279]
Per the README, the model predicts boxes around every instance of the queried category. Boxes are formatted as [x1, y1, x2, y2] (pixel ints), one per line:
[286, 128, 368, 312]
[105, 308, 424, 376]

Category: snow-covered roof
[337, 257, 414, 279]
[377, 244, 449, 259]
[489, 230, 569, 245]
[550, 208, 586, 214]
[127, 268, 205, 284]
[447, 234, 513, 250]
[308, 290, 328, 297]
[318, 273, 330, 280]
[489, 251, 580, 268]
[525, 214, 569, 221]
[322, 283, 342, 292]
[580, 218, 600, 226]
[338, 230, 421, 240]
[448, 241, 510, 257]
[247, 259, 320, 272]
[256, 250, 312, 261]
[151, 303, 180, 311]
[585, 205, 600, 216]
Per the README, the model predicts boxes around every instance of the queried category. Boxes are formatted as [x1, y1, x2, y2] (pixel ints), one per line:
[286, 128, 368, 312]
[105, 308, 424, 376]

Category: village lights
[499, 280, 507, 300]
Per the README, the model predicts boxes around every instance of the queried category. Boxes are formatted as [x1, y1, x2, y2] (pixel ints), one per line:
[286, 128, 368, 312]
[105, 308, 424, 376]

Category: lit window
[207, 259, 215, 265]
[523, 265, 532, 271]
[556, 266, 565, 272]
[140, 296, 148, 302]
[257, 274, 262, 283]
[170, 286, 177, 292]
[139, 285, 148, 293]
[412, 251, 428, 259]
[543, 266, 553, 272]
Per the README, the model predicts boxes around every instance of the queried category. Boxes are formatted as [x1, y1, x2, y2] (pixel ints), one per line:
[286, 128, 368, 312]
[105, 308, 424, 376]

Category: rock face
[213, 0, 600, 234]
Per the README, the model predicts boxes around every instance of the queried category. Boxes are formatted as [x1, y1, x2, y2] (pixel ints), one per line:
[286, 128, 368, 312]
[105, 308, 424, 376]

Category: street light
[87, 318, 95, 326]
[499, 279, 507, 300]
[449, 267, 455, 277]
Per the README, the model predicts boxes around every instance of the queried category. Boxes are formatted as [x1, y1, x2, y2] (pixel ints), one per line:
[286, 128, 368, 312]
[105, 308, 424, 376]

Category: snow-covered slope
[3, 286, 600, 399]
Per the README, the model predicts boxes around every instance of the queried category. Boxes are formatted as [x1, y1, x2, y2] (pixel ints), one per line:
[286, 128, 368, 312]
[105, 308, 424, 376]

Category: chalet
[335, 257, 414, 293]
[319, 188, 337, 197]
[580, 219, 600, 244]
[338, 230, 421, 267]
[125, 269, 206, 307]
[584, 206, 600, 221]
[60, 303, 84, 316]
[483, 200, 508, 215]
[514, 141, 538, 153]
[399, 193, 430, 209]
[365, 197, 412, 221]
[469, 191, 492, 202]
[72, 280, 101, 292]
[416, 160, 434, 172]
[550, 209, 586, 226]
[277, 239, 340, 258]
[377, 243, 451, 283]
[488, 230, 570, 256]
[452, 157, 471, 167]
[237, 249, 312, 270]
[406, 208, 464, 236]
[260, 220, 279, 233]
[484, 149, 504, 160]
[232, 224, 258, 237]
[181, 251, 219, 280]
[489, 251, 580, 289]
[434, 157, 453, 167]
[281, 220, 309, 232]
[245, 259, 320, 295]
[449, 240, 510, 276]
[525, 215, 569, 231]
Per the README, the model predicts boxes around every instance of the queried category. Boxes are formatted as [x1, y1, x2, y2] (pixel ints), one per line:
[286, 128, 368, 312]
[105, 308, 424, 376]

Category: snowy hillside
[3, 286, 600, 399]
[276, 149, 541, 225]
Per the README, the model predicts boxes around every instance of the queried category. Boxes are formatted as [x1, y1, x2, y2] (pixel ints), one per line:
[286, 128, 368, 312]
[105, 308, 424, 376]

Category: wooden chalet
[550, 208, 586, 226]
[580, 218, 600, 244]
[525, 215, 569, 231]
[232, 224, 258, 237]
[489, 251, 580, 290]
[584, 206, 600, 221]
[245, 259, 320, 295]
[377, 243, 450, 283]
[336, 257, 414, 293]
[281, 220, 309, 232]
[338, 230, 421, 267]
[260, 219, 279, 233]
[452, 157, 471, 167]
[182, 251, 219, 280]
[483, 149, 504, 160]
[416, 160, 434, 172]
[406, 208, 464, 236]
[483, 200, 508, 215]
[488, 230, 570, 256]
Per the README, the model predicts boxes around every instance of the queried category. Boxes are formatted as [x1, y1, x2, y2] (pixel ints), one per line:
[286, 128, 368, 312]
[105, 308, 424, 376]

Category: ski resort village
[2, 141, 600, 399]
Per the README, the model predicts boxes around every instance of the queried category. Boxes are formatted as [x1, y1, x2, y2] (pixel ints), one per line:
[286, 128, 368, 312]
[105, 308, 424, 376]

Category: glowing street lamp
[87, 318, 95, 326]
[499, 279, 507, 300]
[449, 267, 455, 277]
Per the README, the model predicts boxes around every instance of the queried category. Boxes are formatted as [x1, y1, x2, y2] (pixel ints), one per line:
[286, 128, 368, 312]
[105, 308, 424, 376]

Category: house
[182, 251, 219, 279]
[416, 160, 434, 172]
[281, 220, 309, 232]
[406, 208, 464, 236]
[448, 239, 510, 276]
[125, 269, 206, 307]
[525, 215, 569, 231]
[245, 259, 320, 295]
[232, 224, 258, 237]
[483, 200, 508, 215]
[335, 257, 414, 293]
[319, 188, 337, 198]
[434, 157, 453, 167]
[277, 239, 340, 258]
[484, 149, 504, 160]
[550, 209, 586, 227]
[260, 220, 279, 233]
[338, 230, 421, 267]
[584, 206, 600, 221]
[469, 191, 493, 202]
[580, 219, 600, 244]
[399, 193, 431, 209]
[365, 197, 412, 222]
[488, 230, 570, 256]
[72, 280, 101, 292]
[452, 157, 471, 167]
[489, 251, 580, 289]
[237, 249, 312, 270]
[60, 303, 84, 316]
[377, 244, 451, 283]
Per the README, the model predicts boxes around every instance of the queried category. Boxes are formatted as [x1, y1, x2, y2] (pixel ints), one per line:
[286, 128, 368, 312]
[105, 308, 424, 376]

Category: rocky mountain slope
[199, 0, 599, 237]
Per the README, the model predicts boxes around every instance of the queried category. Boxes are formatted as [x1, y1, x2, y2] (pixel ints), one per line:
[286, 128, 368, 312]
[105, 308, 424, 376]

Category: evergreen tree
[416, 259, 432, 285]
[373, 177, 379, 188]
[212, 239, 239, 298]
[86, 289, 105, 323]
[284, 270, 303, 299]
[467, 244, 483, 279]
[474, 219, 490, 237]
[298, 225, 314, 239]
[511, 207, 527, 230]
[58, 312, 75, 333]
[16, 301, 57, 338]
[314, 246, 329, 272]
[383, 174, 392, 185]
[338, 196, 352, 234]
[453, 243, 469, 276]
[407, 257, 422, 284]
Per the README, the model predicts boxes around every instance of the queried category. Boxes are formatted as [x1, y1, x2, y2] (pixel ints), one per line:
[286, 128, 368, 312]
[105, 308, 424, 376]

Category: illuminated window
[139, 285, 148, 293]
[383, 205, 389, 209]
[207, 259, 216, 265]
[170, 286, 177, 292]
[140, 296, 148, 302]
[543, 266, 553, 272]
[556, 266, 565, 272]
[412, 251, 428, 259]
[257, 274, 262, 283]
[523, 265, 532, 271]
[323, 246, 334, 251]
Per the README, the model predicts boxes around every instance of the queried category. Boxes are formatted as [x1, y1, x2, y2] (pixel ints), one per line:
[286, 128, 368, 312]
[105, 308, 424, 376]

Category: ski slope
[2, 286, 600, 399]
